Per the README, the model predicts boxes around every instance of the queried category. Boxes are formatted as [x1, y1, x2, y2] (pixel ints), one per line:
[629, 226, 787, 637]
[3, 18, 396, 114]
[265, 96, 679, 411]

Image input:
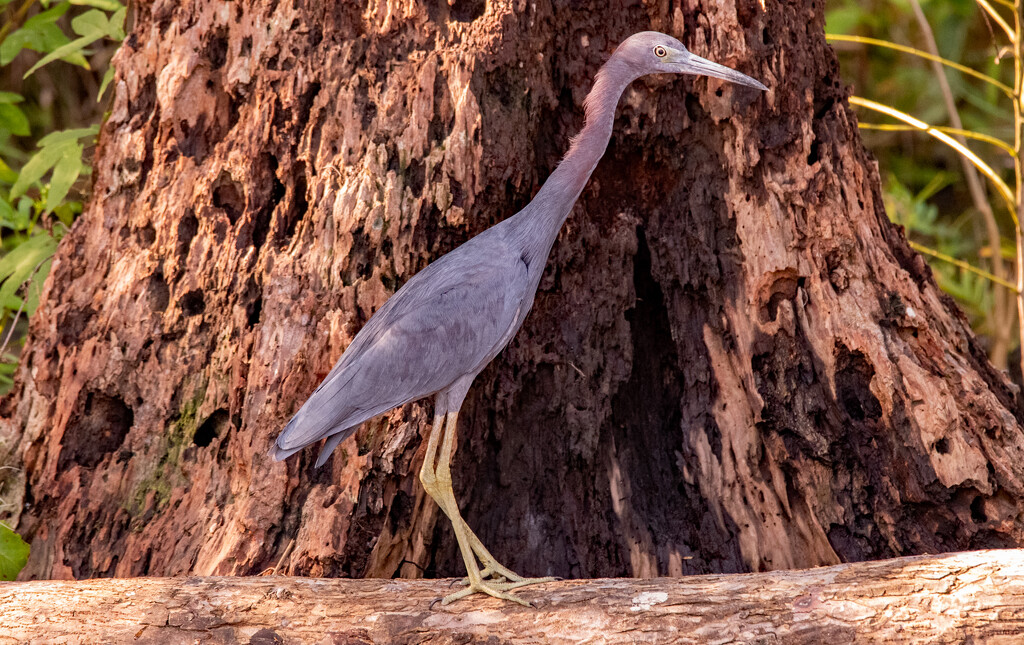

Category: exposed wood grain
[2, 550, 1023, 644]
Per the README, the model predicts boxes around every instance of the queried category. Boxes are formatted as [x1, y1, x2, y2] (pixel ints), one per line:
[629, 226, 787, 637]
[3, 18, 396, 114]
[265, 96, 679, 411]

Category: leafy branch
[827, 0, 1024, 371]
[0, 0, 126, 581]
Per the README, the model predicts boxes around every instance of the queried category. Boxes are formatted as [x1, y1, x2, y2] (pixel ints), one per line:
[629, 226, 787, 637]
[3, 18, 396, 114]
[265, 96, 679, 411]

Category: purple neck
[509, 56, 638, 270]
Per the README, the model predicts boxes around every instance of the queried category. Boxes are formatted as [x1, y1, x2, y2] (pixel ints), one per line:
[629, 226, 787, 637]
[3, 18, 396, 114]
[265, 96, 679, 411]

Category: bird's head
[613, 31, 767, 91]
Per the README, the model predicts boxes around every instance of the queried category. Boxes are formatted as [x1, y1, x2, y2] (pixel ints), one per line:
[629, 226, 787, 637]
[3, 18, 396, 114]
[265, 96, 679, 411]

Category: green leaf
[71, 9, 110, 38]
[98, 65, 116, 101]
[0, 92, 24, 104]
[0, 523, 30, 581]
[9, 128, 96, 200]
[15, 198, 32, 229]
[825, 6, 868, 33]
[0, 3, 86, 68]
[37, 125, 99, 147]
[52, 201, 80, 228]
[0, 22, 66, 67]
[23, 33, 103, 78]
[9, 140, 76, 198]
[70, 0, 124, 10]
[0, 197, 27, 231]
[70, 7, 125, 41]
[0, 233, 58, 310]
[24, 258, 52, 315]
[46, 143, 83, 212]
[0, 160, 16, 185]
[25, 3, 72, 24]
[0, 104, 30, 136]
[109, 7, 126, 40]
[0, 293, 23, 312]
[0, 367, 12, 384]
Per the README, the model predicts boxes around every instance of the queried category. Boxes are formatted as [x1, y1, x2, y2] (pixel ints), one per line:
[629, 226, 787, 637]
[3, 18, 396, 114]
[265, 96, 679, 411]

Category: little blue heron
[271, 31, 766, 605]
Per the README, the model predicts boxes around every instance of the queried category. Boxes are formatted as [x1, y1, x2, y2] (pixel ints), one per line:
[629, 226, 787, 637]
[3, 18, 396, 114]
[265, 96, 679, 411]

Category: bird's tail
[269, 372, 384, 467]
[313, 432, 347, 468]
[268, 442, 305, 462]
[268, 416, 357, 467]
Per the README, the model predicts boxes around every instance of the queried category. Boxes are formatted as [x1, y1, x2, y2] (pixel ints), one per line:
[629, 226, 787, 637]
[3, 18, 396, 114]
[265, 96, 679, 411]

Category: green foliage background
[827, 0, 1021, 364]
[0, 0, 123, 581]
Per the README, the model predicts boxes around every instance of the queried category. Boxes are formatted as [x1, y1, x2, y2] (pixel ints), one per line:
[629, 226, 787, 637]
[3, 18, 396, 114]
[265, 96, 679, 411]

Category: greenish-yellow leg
[419, 411, 555, 605]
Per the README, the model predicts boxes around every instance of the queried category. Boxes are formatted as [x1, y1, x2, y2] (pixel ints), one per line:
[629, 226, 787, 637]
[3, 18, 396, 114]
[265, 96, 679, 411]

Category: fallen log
[2, 550, 1023, 644]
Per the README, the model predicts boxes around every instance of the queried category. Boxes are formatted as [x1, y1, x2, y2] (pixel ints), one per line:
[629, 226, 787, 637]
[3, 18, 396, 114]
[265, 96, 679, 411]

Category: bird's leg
[420, 410, 502, 577]
[430, 410, 555, 606]
[420, 410, 474, 532]
[420, 411, 490, 573]
[418, 412, 446, 501]
[431, 418, 553, 585]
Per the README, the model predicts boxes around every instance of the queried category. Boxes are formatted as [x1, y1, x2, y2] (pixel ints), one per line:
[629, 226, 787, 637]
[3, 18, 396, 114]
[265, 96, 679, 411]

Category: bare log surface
[2, 550, 1023, 644]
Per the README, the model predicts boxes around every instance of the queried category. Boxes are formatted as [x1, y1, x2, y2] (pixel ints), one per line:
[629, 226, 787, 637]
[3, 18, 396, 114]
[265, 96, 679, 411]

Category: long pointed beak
[678, 52, 768, 91]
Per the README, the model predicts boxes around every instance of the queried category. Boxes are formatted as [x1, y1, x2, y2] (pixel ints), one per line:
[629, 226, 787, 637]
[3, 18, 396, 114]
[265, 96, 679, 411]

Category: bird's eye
[654, 46, 667, 58]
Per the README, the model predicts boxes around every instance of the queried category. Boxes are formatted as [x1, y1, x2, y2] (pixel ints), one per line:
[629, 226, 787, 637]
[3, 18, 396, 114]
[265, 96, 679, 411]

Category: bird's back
[270, 227, 531, 462]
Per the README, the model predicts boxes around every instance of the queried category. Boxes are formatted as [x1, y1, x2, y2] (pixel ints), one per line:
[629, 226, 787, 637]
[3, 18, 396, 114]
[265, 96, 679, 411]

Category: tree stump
[1, 0, 1022, 585]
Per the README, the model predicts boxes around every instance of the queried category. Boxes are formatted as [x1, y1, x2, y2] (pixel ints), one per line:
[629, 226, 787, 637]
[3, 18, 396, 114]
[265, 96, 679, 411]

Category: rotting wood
[4, 0, 1024, 587]
[2, 550, 1023, 644]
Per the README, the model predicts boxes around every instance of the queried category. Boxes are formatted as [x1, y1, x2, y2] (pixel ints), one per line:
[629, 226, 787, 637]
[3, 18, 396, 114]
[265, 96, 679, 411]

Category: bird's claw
[460, 566, 508, 585]
[441, 576, 557, 607]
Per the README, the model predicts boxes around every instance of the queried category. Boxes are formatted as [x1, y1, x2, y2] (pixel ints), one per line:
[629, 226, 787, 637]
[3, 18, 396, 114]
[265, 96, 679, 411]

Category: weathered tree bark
[2, 0, 1023, 583]
[3, 550, 1023, 644]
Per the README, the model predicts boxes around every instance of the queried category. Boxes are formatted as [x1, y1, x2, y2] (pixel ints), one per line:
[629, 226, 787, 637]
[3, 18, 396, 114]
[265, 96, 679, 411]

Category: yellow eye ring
[654, 45, 667, 58]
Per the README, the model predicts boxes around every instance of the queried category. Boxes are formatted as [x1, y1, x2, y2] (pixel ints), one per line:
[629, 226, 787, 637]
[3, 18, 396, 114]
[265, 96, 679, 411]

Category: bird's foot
[419, 409, 556, 606]
[477, 563, 520, 582]
[442, 576, 558, 606]
[459, 564, 508, 585]
[458, 531, 540, 584]
[461, 564, 550, 585]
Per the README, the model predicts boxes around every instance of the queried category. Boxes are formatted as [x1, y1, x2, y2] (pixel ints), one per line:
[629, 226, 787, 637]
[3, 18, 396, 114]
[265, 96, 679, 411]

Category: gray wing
[270, 236, 529, 461]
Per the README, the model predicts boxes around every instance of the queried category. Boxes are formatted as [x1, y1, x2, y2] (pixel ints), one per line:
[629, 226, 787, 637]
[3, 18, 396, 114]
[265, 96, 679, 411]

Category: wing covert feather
[274, 237, 529, 452]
